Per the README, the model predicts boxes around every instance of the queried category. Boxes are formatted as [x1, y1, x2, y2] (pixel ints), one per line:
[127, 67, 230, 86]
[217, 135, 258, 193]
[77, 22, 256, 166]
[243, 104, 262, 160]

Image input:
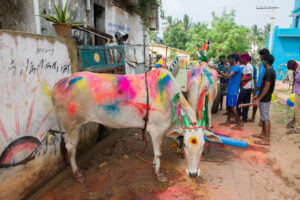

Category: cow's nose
[189, 172, 197, 178]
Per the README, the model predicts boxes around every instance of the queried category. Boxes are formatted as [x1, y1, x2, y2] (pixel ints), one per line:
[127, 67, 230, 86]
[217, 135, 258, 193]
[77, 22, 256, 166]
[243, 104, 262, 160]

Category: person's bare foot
[248, 118, 255, 123]
[252, 134, 265, 139]
[254, 140, 270, 146]
[222, 112, 228, 115]
[219, 122, 231, 126]
[231, 124, 243, 130]
[286, 129, 300, 134]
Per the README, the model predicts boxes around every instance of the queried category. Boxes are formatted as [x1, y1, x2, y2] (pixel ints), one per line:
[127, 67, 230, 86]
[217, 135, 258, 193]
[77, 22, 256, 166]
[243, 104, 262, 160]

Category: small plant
[39, 0, 84, 26]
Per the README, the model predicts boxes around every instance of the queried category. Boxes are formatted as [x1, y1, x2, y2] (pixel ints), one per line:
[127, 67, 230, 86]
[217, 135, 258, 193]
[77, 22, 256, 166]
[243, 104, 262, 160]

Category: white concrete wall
[0, 30, 99, 200]
[0, 32, 71, 157]
[106, 4, 148, 74]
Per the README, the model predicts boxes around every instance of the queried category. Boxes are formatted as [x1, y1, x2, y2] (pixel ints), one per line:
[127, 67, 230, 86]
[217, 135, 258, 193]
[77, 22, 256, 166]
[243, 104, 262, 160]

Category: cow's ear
[167, 131, 181, 138]
[203, 129, 222, 143]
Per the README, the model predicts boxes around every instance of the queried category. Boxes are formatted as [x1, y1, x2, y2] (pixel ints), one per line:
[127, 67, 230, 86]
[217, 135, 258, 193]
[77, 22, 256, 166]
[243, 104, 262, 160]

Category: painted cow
[186, 63, 218, 128]
[51, 68, 220, 183]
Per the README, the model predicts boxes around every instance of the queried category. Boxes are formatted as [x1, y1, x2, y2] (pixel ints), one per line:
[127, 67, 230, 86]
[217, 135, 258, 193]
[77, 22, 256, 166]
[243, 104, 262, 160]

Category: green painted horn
[197, 119, 203, 126]
[181, 109, 192, 127]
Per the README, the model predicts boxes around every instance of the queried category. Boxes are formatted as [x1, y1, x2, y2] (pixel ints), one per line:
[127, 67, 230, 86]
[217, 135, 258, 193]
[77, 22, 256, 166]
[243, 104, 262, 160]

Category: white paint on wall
[0, 33, 71, 163]
[105, 5, 146, 74]
[33, 0, 41, 34]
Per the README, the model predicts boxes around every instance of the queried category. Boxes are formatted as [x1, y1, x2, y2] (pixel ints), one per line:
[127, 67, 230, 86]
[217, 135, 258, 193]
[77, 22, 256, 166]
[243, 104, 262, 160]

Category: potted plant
[39, 0, 85, 37]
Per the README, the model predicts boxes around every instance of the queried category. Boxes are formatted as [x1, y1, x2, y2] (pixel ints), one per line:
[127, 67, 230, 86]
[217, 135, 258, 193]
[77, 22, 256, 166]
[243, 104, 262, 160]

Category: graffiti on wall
[0, 33, 71, 168]
[107, 22, 130, 35]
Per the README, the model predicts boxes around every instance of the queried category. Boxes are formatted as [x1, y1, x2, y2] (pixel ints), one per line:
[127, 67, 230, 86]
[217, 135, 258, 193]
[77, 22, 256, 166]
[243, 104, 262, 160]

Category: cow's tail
[57, 117, 68, 163]
[52, 95, 68, 163]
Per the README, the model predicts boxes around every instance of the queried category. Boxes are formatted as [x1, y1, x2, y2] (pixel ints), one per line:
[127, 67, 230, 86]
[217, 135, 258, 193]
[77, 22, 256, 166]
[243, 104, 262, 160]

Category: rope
[136, 71, 152, 165]
[136, 129, 152, 165]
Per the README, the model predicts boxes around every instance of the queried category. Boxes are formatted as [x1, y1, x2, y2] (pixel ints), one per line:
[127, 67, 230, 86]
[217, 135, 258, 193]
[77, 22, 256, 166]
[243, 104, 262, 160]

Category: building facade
[0, 0, 159, 74]
[267, 0, 300, 80]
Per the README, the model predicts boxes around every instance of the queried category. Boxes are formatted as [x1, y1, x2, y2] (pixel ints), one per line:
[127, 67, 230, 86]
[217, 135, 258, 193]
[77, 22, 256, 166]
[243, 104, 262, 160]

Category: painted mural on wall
[0, 32, 71, 168]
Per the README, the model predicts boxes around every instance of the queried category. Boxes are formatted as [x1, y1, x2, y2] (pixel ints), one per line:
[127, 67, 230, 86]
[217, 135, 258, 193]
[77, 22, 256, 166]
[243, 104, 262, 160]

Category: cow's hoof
[74, 169, 86, 184]
[157, 173, 167, 182]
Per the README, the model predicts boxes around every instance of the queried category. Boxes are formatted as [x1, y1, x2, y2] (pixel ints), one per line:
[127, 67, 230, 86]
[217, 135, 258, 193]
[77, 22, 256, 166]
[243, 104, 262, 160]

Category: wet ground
[34, 89, 300, 200]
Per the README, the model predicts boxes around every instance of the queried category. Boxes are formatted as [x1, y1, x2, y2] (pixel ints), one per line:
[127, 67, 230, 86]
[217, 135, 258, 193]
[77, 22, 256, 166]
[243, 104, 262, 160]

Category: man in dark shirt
[252, 54, 276, 146]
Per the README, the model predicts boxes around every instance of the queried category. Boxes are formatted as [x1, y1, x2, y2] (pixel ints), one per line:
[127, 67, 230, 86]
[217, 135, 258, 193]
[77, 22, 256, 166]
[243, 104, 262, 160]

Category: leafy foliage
[134, 0, 162, 29]
[161, 9, 269, 61]
[207, 10, 250, 60]
[249, 24, 271, 63]
[39, 0, 85, 26]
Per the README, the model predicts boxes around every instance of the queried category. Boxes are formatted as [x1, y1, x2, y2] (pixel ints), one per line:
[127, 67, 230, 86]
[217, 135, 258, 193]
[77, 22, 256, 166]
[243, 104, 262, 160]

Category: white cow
[186, 64, 218, 128]
[51, 68, 220, 183]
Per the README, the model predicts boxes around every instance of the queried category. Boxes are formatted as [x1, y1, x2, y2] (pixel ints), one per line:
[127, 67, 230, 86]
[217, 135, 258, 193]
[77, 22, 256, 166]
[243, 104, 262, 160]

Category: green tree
[207, 9, 251, 60]
[249, 24, 263, 62]
[168, 49, 177, 61]
[162, 16, 176, 32]
[149, 30, 161, 43]
[263, 24, 271, 39]
[162, 16, 188, 50]
[183, 14, 192, 31]
[163, 23, 188, 50]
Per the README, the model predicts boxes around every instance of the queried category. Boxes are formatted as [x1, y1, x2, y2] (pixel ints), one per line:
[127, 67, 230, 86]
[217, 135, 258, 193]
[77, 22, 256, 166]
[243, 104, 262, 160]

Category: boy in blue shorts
[216, 53, 243, 130]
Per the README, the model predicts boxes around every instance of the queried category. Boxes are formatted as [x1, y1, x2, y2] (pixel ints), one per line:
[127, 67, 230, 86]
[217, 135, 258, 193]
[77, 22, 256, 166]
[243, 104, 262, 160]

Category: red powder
[68, 104, 77, 115]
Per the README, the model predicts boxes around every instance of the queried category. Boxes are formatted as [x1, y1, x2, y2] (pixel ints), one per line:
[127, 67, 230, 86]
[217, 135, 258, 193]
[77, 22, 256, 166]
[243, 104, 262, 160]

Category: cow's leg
[149, 130, 167, 182]
[63, 126, 85, 183]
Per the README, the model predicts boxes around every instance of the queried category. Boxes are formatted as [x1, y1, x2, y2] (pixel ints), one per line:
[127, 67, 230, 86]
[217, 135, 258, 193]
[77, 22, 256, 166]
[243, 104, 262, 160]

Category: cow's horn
[197, 119, 203, 127]
[181, 109, 191, 127]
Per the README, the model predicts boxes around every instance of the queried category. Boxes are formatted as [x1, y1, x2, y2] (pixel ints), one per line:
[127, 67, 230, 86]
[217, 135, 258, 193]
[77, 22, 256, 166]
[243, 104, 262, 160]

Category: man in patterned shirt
[217, 55, 228, 110]
[236, 53, 253, 122]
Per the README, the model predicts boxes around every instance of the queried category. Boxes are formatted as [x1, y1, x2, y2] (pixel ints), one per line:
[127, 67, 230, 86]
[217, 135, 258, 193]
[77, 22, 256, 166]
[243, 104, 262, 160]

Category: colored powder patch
[158, 73, 171, 95]
[116, 76, 136, 101]
[102, 104, 120, 115]
[41, 85, 51, 97]
[98, 101, 122, 116]
[67, 77, 83, 89]
[76, 78, 87, 90]
[202, 67, 214, 86]
[88, 74, 118, 104]
[57, 78, 68, 88]
[156, 73, 171, 105]
[68, 104, 77, 115]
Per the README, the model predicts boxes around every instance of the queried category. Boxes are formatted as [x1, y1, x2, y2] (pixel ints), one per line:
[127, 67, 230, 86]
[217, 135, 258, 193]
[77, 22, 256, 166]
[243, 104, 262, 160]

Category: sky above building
[159, 0, 294, 34]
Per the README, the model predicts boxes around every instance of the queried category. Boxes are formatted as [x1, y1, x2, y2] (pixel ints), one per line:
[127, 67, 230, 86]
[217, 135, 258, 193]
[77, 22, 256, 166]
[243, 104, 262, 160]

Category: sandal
[254, 140, 270, 146]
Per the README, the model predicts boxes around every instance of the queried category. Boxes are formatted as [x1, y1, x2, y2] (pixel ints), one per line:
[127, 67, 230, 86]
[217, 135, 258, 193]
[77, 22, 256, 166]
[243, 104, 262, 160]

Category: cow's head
[168, 121, 220, 178]
[183, 128, 220, 178]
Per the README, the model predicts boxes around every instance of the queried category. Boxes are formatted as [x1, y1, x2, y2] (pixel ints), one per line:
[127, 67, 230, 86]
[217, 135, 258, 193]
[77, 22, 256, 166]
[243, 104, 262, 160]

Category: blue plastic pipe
[204, 135, 248, 148]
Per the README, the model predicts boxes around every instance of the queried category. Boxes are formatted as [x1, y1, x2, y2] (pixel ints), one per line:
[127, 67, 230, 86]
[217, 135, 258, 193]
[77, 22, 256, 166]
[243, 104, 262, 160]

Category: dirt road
[33, 96, 300, 200]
